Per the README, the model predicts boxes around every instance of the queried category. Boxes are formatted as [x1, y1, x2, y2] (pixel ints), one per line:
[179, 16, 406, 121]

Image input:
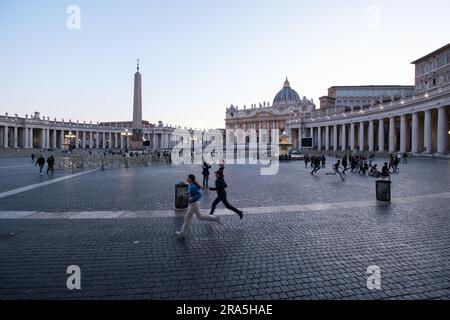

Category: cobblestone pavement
[0, 157, 449, 299]
[0, 157, 449, 212]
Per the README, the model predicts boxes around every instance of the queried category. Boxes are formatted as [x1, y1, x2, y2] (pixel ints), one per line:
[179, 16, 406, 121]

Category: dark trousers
[47, 165, 54, 174]
[210, 196, 241, 216]
[203, 175, 209, 188]
[38, 164, 44, 173]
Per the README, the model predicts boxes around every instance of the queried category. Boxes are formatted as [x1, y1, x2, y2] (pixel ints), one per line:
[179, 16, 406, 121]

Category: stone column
[39, 129, 45, 148]
[100, 132, 104, 148]
[359, 122, 364, 151]
[24, 127, 29, 149]
[74, 131, 79, 148]
[424, 110, 432, 154]
[81, 131, 85, 148]
[120, 134, 124, 149]
[378, 119, 385, 152]
[325, 126, 329, 151]
[437, 107, 448, 154]
[350, 123, 355, 150]
[400, 115, 407, 153]
[317, 127, 322, 150]
[115, 133, 119, 148]
[29, 128, 34, 148]
[13, 127, 18, 148]
[46, 129, 50, 148]
[89, 132, 93, 148]
[60, 130, 65, 149]
[411, 113, 419, 154]
[3, 126, 8, 148]
[368, 120, 374, 152]
[333, 125, 338, 151]
[52, 129, 57, 149]
[389, 117, 395, 152]
[341, 124, 347, 151]
[109, 132, 112, 149]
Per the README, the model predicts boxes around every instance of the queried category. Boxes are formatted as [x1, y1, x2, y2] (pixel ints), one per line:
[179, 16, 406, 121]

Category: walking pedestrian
[209, 170, 243, 219]
[310, 156, 321, 175]
[31, 153, 35, 162]
[342, 155, 348, 174]
[46, 155, 55, 174]
[321, 155, 326, 168]
[402, 152, 408, 164]
[201, 161, 211, 188]
[35, 155, 45, 174]
[175, 174, 221, 239]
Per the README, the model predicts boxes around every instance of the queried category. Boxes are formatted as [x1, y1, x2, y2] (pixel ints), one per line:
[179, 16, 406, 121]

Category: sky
[0, 0, 449, 129]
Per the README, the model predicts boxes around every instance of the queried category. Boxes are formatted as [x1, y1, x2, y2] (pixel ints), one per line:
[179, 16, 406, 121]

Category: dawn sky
[0, 0, 449, 129]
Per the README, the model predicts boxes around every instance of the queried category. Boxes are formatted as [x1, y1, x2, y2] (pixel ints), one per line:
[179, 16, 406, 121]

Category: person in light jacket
[176, 174, 221, 239]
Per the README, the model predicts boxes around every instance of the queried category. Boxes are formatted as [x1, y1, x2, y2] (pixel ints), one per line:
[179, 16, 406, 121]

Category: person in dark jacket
[201, 161, 211, 188]
[380, 162, 390, 179]
[209, 170, 243, 219]
[35, 155, 45, 174]
[46, 155, 55, 174]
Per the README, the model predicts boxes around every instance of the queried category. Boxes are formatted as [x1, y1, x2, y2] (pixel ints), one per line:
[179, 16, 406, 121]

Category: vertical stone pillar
[424, 110, 432, 154]
[29, 128, 34, 148]
[368, 120, 374, 152]
[120, 134, 124, 149]
[74, 131, 79, 148]
[325, 126, 329, 151]
[341, 124, 347, 151]
[333, 125, 338, 151]
[46, 129, 50, 148]
[437, 107, 448, 154]
[60, 130, 65, 149]
[378, 119, 385, 152]
[411, 113, 419, 154]
[359, 122, 364, 151]
[115, 133, 119, 148]
[389, 117, 395, 152]
[350, 123, 355, 150]
[81, 131, 85, 148]
[52, 129, 57, 149]
[40, 129, 45, 148]
[109, 132, 112, 149]
[317, 127, 322, 151]
[24, 127, 29, 148]
[400, 115, 407, 153]
[13, 127, 18, 148]
[102, 132, 106, 148]
[89, 132, 93, 148]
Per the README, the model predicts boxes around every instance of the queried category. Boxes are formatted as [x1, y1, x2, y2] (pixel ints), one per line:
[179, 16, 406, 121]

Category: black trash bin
[175, 182, 189, 210]
[376, 179, 392, 202]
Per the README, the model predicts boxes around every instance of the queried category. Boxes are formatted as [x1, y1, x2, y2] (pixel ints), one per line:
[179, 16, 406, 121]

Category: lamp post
[65, 131, 76, 150]
[121, 129, 132, 152]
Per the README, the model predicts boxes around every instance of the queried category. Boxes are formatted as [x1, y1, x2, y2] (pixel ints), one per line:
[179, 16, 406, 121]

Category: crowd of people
[303, 152, 409, 182]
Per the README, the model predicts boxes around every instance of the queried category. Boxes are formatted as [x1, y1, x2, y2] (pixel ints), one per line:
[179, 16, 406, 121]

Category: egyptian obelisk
[131, 59, 143, 150]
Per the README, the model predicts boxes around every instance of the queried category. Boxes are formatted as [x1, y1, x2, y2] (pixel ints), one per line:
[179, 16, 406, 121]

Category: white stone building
[287, 43, 450, 155]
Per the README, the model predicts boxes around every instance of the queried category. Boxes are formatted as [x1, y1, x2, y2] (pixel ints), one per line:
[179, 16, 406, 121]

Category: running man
[326, 160, 345, 181]
[209, 170, 243, 219]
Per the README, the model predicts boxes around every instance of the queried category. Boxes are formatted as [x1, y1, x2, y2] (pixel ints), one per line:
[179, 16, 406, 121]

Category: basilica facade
[225, 78, 316, 134]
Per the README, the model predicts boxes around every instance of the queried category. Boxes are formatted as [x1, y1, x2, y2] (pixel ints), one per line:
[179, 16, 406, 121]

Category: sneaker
[175, 231, 185, 239]
[238, 211, 244, 220]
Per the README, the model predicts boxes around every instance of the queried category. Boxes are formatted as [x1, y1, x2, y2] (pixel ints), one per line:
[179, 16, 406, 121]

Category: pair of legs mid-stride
[176, 201, 221, 239]
[210, 196, 243, 219]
